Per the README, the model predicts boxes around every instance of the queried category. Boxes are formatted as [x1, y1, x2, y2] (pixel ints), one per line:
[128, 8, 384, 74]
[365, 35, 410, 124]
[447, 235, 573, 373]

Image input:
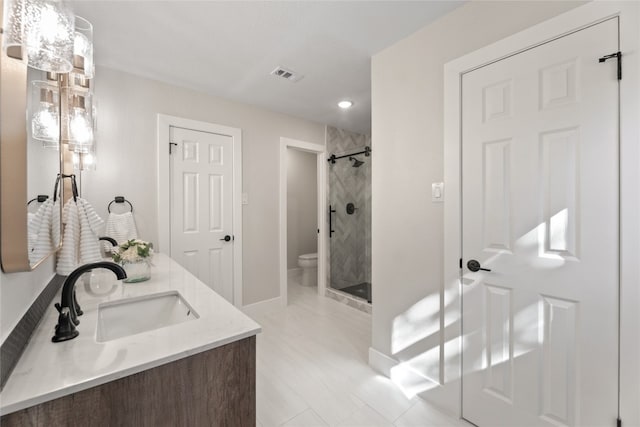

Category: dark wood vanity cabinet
[1, 336, 256, 427]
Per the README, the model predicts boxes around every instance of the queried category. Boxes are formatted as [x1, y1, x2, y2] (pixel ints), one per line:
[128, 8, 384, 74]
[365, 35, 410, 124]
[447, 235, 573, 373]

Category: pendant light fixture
[68, 15, 96, 168]
[67, 92, 93, 146]
[72, 144, 96, 171]
[4, 0, 98, 170]
[2, 0, 75, 73]
[30, 79, 60, 144]
[72, 16, 93, 78]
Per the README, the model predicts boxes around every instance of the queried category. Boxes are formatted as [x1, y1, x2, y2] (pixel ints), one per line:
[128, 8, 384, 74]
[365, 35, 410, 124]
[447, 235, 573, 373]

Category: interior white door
[461, 18, 619, 427]
[170, 126, 234, 302]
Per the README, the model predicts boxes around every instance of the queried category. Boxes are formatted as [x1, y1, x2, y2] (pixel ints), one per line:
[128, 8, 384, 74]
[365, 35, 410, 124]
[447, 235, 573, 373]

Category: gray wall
[286, 148, 317, 269]
[82, 66, 325, 306]
[326, 126, 371, 290]
[371, 0, 583, 414]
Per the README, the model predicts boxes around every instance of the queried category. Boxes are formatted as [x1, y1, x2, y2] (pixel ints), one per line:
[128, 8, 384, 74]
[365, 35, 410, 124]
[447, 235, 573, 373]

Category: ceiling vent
[271, 66, 304, 83]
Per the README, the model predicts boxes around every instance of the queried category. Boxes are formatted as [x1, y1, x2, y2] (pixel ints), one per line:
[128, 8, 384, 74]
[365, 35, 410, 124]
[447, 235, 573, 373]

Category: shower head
[349, 156, 365, 168]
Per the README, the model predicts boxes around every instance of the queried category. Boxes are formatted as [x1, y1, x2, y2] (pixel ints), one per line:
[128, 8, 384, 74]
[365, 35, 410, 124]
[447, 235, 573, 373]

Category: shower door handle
[329, 205, 336, 238]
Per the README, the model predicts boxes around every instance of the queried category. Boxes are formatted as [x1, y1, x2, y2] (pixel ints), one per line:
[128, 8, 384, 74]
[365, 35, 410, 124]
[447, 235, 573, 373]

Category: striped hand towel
[29, 200, 54, 264]
[103, 211, 139, 252]
[57, 201, 80, 275]
[78, 198, 103, 264]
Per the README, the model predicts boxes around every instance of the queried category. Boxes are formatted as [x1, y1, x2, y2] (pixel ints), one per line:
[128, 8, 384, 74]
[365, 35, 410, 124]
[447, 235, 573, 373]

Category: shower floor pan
[339, 282, 371, 304]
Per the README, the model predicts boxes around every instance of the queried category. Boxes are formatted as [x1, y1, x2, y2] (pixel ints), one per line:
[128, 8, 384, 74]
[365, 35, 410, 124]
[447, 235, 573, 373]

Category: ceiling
[71, 1, 464, 134]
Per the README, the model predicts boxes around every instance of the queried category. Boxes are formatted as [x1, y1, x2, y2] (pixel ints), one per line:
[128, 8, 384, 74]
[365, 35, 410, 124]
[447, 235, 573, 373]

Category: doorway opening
[286, 147, 318, 300]
[279, 137, 326, 307]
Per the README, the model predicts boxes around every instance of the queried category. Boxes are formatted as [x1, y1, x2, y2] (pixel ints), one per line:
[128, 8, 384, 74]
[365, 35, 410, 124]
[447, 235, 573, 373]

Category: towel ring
[108, 196, 134, 213]
[27, 195, 49, 206]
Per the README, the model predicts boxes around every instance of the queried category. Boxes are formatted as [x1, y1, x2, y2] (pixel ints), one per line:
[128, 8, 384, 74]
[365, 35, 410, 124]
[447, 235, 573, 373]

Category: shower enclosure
[326, 126, 372, 305]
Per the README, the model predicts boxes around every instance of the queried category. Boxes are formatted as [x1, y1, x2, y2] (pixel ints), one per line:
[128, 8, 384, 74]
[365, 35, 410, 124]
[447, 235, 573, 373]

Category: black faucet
[52, 262, 127, 343]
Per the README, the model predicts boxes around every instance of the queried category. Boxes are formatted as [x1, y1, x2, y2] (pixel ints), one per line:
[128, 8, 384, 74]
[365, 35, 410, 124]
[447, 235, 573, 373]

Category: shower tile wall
[326, 126, 371, 291]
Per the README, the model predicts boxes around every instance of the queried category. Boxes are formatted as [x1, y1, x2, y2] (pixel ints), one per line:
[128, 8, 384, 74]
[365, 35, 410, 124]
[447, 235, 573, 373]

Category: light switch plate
[242, 193, 249, 205]
[432, 182, 444, 202]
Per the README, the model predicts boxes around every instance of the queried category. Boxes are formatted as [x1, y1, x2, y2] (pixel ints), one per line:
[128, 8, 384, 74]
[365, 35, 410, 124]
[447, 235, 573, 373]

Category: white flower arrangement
[112, 239, 154, 264]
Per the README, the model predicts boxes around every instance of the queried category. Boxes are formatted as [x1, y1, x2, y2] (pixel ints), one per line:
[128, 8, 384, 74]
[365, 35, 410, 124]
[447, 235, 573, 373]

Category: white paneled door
[170, 126, 235, 303]
[461, 18, 619, 427]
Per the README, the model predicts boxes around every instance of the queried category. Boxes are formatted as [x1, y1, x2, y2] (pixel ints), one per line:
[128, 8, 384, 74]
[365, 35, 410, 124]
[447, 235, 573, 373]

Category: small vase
[122, 260, 151, 283]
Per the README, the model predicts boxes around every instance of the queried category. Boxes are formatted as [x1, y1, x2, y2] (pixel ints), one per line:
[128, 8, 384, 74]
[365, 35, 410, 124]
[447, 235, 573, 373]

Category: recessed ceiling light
[338, 100, 353, 109]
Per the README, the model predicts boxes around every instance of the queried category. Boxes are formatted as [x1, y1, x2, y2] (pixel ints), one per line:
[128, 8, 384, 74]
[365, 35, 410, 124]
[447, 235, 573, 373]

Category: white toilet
[297, 253, 318, 287]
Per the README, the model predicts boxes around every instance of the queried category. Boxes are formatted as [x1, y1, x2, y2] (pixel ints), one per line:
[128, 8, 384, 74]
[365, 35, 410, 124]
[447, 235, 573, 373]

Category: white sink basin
[96, 291, 199, 342]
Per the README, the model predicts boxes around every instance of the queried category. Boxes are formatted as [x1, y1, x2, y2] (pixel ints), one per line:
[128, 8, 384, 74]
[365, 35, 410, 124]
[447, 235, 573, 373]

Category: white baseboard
[368, 347, 398, 377]
[242, 296, 284, 320]
[369, 347, 443, 400]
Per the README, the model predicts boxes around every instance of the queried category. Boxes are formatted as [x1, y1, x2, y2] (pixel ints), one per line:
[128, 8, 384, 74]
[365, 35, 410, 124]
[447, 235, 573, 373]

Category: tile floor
[252, 276, 467, 427]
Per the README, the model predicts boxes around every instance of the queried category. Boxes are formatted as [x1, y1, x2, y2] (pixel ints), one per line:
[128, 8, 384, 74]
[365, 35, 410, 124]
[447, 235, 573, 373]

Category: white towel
[57, 201, 80, 275]
[79, 198, 104, 232]
[103, 211, 138, 251]
[50, 199, 61, 248]
[56, 198, 104, 275]
[78, 199, 103, 264]
[28, 200, 54, 264]
[27, 211, 39, 257]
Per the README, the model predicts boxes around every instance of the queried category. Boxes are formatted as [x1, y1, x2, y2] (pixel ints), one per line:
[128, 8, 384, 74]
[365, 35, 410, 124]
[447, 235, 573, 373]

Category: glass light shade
[72, 16, 93, 78]
[2, 0, 26, 59]
[41, 139, 60, 149]
[29, 80, 60, 144]
[25, 0, 75, 72]
[32, 102, 58, 140]
[64, 90, 94, 147]
[72, 102, 97, 170]
[69, 105, 93, 145]
[4, 0, 76, 72]
[3, 0, 76, 71]
[72, 149, 96, 171]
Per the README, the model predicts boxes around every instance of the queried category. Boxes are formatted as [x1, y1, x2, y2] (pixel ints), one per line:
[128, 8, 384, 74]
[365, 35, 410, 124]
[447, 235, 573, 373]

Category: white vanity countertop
[0, 253, 261, 415]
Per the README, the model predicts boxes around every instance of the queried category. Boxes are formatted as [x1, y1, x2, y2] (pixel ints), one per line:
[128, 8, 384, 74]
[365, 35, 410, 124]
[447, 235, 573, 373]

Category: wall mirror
[0, 34, 64, 272]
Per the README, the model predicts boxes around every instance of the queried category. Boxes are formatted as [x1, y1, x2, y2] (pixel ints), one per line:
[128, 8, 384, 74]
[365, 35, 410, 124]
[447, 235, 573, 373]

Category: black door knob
[220, 235, 232, 242]
[467, 259, 491, 272]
